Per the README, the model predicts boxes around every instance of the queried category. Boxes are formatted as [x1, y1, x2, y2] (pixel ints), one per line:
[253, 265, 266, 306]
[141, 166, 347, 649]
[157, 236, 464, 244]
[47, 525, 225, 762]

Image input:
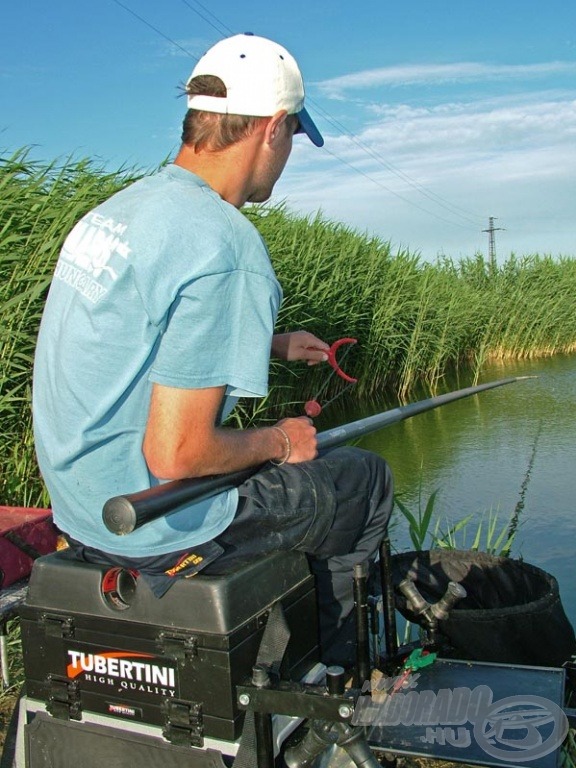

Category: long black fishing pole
[103, 376, 522, 535]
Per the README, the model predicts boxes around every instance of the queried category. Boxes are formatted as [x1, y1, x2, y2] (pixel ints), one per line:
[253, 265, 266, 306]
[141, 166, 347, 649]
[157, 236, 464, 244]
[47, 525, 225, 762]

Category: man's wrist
[270, 332, 289, 360]
[270, 425, 291, 466]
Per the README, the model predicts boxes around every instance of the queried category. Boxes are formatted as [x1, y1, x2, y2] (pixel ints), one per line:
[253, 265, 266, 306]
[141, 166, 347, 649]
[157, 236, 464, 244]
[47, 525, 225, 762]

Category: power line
[110, 0, 199, 59]
[179, 0, 234, 38]
[308, 99, 484, 229]
[320, 146, 477, 230]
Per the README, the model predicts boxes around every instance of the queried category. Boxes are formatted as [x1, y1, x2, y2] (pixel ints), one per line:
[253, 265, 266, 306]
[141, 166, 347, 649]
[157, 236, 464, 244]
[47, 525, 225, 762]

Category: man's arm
[142, 383, 317, 481]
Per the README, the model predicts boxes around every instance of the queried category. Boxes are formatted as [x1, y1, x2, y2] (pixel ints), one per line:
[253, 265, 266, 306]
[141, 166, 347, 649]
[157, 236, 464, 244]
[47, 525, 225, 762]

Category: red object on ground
[304, 399, 323, 418]
[0, 506, 58, 588]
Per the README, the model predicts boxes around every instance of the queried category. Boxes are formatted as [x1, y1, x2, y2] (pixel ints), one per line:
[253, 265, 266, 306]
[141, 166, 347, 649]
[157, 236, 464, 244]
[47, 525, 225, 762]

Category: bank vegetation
[2, 149, 576, 506]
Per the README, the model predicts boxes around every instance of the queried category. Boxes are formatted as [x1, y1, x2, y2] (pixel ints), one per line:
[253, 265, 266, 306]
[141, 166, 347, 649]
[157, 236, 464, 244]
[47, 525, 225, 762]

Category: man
[33, 33, 393, 664]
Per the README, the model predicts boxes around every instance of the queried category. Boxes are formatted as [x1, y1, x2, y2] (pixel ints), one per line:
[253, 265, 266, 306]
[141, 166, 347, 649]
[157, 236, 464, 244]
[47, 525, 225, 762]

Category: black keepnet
[391, 549, 576, 668]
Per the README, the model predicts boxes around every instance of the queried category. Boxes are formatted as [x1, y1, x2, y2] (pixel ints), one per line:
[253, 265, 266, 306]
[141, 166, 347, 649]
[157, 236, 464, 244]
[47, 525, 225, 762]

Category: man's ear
[265, 110, 289, 145]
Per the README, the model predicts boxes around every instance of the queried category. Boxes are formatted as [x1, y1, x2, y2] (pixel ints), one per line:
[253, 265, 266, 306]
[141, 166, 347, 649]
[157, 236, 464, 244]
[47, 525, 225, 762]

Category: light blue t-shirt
[32, 164, 282, 556]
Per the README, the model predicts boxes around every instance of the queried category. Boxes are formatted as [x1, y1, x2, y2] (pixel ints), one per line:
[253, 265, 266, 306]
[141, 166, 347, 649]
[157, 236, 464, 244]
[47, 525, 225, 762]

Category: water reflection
[318, 354, 576, 627]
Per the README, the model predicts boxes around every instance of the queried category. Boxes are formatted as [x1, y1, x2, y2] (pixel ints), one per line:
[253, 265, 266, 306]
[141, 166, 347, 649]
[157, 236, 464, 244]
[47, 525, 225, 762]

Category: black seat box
[19, 549, 318, 743]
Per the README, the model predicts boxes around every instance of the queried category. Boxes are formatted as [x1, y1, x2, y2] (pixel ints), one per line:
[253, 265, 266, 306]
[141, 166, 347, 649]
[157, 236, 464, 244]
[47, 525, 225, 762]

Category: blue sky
[2, 0, 575, 261]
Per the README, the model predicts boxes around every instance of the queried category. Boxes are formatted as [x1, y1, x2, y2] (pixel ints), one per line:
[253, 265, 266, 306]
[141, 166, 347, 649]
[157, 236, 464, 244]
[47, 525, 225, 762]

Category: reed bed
[247, 206, 576, 402]
[0, 150, 142, 505]
[2, 149, 576, 504]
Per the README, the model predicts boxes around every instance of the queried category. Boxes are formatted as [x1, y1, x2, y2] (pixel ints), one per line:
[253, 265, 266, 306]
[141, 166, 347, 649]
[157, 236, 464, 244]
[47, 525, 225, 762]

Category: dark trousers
[205, 446, 394, 665]
[66, 447, 393, 667]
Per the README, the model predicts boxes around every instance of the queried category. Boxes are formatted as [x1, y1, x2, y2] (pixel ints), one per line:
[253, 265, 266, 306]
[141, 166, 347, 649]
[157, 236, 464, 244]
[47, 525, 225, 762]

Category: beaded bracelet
[270, 426, 292, 466]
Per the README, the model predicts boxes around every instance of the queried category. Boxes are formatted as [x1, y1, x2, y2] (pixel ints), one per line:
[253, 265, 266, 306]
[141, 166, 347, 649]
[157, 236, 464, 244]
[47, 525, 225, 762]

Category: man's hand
[271, 330, 330, 365]
[274, 416, 318, 463]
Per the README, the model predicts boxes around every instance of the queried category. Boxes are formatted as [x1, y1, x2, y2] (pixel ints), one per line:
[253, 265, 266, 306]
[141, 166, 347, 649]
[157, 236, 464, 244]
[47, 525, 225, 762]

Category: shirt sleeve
[149, 268, 281, 397]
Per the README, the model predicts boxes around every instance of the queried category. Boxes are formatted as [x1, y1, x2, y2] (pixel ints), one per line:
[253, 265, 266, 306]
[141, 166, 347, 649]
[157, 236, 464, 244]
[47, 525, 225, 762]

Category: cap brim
[296, 107, 324, 147]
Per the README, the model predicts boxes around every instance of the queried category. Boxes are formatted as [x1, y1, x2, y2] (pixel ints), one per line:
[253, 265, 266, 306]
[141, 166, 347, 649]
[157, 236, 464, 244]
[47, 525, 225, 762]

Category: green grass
[394, 487, 517, 557]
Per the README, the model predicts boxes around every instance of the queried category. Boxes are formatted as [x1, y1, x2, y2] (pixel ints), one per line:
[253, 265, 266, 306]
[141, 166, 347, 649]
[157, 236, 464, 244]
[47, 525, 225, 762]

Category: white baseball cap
[186, 33, 324, 147]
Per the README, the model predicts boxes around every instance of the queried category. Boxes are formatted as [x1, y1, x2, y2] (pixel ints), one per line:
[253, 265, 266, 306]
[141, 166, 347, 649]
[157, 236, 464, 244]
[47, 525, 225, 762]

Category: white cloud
[282, 54, 576, 260]
[316, 61, 576, 98]
[349, 95, 576, 161]
[157, 38, 205, 60]
[276, 90, 576, 261]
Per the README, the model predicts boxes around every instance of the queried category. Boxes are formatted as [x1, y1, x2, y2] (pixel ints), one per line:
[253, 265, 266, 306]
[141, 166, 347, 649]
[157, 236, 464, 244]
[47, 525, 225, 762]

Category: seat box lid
[23, 550, 313, 634]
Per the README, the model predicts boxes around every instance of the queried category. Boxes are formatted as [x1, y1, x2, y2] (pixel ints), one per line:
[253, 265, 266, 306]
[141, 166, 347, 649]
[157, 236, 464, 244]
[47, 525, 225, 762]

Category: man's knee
[331, 447, 393, 506]
[309, 447, 393, 556]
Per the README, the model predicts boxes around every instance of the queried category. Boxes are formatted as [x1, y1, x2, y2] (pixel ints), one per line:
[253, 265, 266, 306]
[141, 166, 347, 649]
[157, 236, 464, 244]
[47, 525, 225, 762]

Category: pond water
[321, 353, 576, 629]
